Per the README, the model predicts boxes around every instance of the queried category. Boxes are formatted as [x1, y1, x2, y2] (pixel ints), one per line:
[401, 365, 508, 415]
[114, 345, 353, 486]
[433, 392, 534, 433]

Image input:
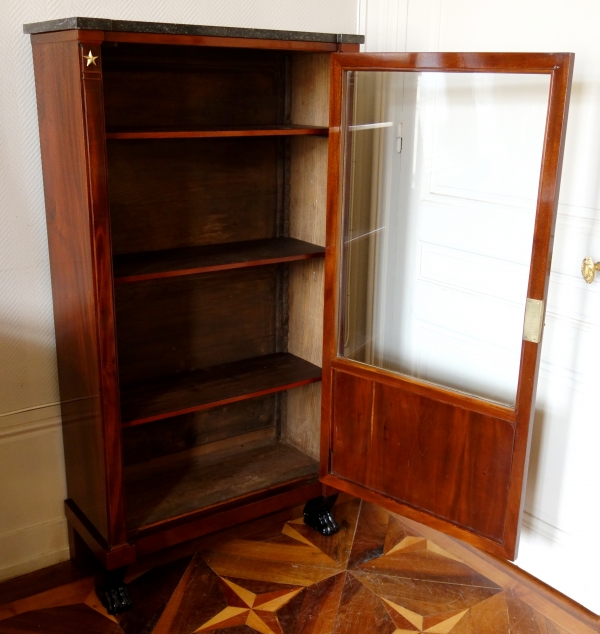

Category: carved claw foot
[303, 494, 339, 536]
[96, 567, 133, 615]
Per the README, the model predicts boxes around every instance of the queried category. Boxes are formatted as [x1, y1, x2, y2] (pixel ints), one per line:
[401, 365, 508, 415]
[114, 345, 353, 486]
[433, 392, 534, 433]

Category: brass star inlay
[84, 50, 98, 66]
[195, 577, 303, 634]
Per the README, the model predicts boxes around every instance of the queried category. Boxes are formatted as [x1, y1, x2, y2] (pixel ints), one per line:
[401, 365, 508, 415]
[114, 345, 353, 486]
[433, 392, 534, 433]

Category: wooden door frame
[320, 52, 574, 559]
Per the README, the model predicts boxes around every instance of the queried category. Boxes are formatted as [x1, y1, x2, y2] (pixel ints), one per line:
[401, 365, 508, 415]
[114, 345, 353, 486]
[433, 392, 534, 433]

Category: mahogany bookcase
[24, 16, 572, 613]
[23, 18, 361, 578]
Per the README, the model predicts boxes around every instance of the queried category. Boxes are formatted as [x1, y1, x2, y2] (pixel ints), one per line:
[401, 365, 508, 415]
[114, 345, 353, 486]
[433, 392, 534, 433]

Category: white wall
[0, 0, 359, 583]
[359, 0, 600, 613]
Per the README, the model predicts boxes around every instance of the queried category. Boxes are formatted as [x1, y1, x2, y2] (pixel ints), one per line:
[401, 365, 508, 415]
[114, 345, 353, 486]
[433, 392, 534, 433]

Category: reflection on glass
[339, 71, 551, 406]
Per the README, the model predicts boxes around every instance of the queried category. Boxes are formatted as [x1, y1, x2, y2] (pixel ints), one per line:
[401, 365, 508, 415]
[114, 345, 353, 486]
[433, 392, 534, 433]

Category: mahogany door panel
[322, 52, 574, 559]
[330, 370, 374, 485]
[331, 370, 515, 543]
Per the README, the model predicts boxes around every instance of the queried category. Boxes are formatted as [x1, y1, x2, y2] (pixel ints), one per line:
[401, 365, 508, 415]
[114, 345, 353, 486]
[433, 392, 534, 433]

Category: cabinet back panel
[115, 267, 279, 385]
[103, 44, 285, 129]
[122, 395, 278, 465]
[107, 137, 280, 254]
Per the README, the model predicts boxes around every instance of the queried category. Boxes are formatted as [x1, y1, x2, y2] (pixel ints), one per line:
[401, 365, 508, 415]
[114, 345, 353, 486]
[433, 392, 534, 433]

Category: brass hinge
[523, 298, 544, 343]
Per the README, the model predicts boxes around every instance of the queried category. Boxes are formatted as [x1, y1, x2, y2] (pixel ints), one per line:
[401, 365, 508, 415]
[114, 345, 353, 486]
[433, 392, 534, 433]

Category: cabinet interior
[102, 42, 329, 532]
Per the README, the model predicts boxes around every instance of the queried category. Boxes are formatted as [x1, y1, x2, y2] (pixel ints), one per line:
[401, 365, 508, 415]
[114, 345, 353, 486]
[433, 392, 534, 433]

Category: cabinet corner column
[78, 33, 129, 551]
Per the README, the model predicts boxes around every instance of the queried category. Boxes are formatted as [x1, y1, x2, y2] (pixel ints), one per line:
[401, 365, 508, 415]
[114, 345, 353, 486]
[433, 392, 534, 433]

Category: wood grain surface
[114, 267, 280, 385]
[113, 238, 324, 283]
[32, 37, 115, 542]
[120, 353, 322, 426]
[331, 371, 514, 543]
[121, 395, 279, 464]
[103, 44, 285, 129]
[107, 137, 280, 255]
[105, 125, 328, 139]
[124, 441, 319, 530]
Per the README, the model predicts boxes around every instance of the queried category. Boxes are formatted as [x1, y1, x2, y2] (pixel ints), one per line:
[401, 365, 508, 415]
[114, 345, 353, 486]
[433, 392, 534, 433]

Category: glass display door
[321, 52, 573, 559]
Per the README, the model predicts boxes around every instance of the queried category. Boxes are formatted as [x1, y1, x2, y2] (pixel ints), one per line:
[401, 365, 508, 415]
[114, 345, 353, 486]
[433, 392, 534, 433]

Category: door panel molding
[321, 474, 515, 558]
[330, 369, 515, 541]
[331, 356, 517, 422]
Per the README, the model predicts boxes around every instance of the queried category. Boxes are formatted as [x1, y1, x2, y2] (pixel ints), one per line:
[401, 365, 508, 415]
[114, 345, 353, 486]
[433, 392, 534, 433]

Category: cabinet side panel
[289, 53, 330, 247]
[32, 40, 108, 539]
[289, 138, 328, 247]
[284, 382, 321, 459]
[286, 53, 330, 458]
[288, 259, 324, 366]
[291, 53, 331, 128]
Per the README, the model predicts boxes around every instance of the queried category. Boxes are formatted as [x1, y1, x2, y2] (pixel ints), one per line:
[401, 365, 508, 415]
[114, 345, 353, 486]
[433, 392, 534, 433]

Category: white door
[360, 0, 600, 613]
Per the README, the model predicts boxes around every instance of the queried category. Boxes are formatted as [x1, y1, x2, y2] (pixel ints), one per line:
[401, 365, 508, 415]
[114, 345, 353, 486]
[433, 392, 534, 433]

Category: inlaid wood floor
[0, 498, 598, 634]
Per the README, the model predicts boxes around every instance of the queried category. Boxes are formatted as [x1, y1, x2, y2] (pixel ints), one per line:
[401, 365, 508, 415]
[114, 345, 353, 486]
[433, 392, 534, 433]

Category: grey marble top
[22, 17, 364, 44]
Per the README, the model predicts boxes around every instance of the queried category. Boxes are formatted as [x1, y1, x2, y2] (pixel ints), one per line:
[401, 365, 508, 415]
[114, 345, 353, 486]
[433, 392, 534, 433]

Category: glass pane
[339, 70, 551, 406]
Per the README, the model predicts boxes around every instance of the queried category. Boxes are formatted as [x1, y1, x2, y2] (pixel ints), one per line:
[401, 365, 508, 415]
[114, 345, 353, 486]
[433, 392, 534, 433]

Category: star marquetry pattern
[83, 587, 119, 624]
[84, 50, 98, 66]
[386, 535, 462, 561]
[0, 500, 570, 634]
[195, 577, 303, 634]
[382, 598, 468, 633]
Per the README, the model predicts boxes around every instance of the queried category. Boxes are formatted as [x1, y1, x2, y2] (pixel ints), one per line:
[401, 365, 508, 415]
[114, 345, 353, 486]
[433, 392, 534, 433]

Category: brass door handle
[582, 257, 600, 283]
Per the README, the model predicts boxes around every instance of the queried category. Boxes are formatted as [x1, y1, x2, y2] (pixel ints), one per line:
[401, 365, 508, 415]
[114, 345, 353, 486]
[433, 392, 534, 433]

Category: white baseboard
[0, 402, 70, 583]
[0, 517, 70, 582]
[521, 510, 571, 546]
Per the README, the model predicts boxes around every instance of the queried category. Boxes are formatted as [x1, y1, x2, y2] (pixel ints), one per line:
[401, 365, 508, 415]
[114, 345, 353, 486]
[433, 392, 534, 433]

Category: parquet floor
[0, 498, 597, 634]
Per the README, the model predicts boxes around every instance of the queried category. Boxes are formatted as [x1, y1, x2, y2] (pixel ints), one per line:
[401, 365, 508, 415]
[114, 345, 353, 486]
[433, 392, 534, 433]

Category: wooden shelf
[105, 124, 329, 140]
[120, 352, 322, 426]
[114, 238, 325, 283]
[124, 440, 319, 531]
